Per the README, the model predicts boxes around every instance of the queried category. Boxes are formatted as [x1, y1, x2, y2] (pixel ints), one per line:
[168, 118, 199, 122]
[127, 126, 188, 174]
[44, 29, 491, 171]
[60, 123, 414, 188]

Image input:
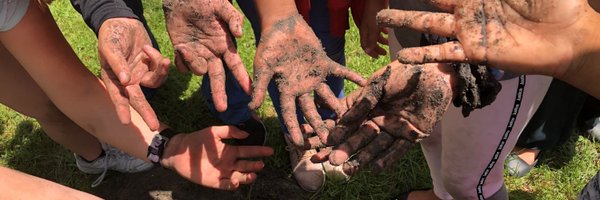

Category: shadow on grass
[3, 119, 92, 191]
[538, 134, 578, 170]
[90, 115, 308, 200]
[150, 68, 222, 132]
[509, 189, 537, 200]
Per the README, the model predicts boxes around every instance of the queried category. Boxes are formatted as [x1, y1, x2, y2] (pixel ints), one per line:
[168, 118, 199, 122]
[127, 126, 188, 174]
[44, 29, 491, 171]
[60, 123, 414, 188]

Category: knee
[441, 174, 480, 199]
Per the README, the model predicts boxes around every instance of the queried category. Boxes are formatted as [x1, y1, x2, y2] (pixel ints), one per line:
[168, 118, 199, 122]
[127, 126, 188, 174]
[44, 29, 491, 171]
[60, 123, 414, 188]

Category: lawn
[0, 0, 599, 199]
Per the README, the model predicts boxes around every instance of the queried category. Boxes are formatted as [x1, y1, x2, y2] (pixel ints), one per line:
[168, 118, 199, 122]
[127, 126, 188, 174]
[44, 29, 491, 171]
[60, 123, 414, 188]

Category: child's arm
[0, 1, 273, 190]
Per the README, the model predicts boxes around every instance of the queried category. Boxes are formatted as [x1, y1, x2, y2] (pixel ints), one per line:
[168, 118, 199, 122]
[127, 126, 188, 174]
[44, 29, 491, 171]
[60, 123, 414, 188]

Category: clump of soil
[421, 34, 502, 117]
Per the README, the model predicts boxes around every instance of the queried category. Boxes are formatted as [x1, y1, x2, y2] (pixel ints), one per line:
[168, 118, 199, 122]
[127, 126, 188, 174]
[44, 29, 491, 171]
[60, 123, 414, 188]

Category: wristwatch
[147, 128, 178, 164]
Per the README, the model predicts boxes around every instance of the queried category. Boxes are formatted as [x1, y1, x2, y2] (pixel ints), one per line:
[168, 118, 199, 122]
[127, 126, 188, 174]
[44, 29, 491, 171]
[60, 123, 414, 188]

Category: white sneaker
[284, 135, 325, 192]
[584, 117, 600, 141]
[75, 143, 154, 187]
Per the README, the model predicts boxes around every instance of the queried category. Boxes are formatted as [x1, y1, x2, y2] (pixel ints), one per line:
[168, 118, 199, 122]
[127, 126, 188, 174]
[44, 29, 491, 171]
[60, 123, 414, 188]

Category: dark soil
[91, 167, 309, 200]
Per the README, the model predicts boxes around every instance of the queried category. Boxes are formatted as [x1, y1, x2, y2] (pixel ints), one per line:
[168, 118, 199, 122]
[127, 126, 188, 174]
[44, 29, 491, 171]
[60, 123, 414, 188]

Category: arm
[0, 1, 272, 190]
[249, 0, 368, 147]
[379, 0, 600, 100]
[0, 167, 101, 199]
[359, 0, 389, 58]
[70, 0, 137, 34]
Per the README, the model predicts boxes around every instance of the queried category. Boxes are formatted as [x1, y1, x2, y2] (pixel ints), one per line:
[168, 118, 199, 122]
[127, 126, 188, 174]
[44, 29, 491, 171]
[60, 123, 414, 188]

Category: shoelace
[90, 145, 133, 187]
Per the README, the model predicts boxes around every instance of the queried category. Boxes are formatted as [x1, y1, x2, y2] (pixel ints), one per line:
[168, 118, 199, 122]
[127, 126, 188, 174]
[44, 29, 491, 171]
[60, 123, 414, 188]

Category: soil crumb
[421, 34, 501, 117]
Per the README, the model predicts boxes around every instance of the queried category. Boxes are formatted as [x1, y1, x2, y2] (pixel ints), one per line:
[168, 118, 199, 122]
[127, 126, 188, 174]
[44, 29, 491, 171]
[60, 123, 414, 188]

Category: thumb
[100, 51, 131, 85]
[215, 2, 243, 37]
[217, 178, 240, 190]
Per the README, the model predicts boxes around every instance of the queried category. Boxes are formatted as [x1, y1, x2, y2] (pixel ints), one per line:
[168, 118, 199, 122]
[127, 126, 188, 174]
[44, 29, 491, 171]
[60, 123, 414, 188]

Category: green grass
[0, 0, 598, 199]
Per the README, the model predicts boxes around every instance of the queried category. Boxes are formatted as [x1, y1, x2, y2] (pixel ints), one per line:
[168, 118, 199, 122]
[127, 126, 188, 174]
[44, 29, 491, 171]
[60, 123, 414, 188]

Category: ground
[0, 0, 599, 199]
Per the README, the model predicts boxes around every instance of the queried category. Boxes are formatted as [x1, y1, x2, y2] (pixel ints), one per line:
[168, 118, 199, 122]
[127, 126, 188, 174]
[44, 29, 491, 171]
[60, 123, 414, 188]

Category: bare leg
[0, 166, 101, 199]
[0, 43, 102, 161]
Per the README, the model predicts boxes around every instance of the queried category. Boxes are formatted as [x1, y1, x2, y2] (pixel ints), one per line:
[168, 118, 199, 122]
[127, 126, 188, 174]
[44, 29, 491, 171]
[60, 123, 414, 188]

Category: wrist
[159, 132, 184, 169]
[559, 6, 600, 99]
[254, 0, 299, 31]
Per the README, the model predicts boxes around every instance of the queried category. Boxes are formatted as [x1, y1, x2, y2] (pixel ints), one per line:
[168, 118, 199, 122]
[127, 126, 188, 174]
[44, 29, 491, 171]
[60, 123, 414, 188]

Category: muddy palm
[248, 14, 367, 148]
[306, 59, 501, 175]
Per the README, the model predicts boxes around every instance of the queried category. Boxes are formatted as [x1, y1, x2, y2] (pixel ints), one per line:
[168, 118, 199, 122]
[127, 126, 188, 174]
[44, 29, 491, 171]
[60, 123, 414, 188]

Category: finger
[217, 178, 239, 190]
[396, 41, 467, 64]
[315, 83, 346, 117]
[280, 95, 303, 147]
[311, 147, 332, 163]
[101, 50, 131, 85]
[327, 67, 392, 145]
[328, 62, 367, 86]
[377, 33, 389, 45]
[142, 45, 163, 71]
[298, 94, 328, 141]
[248, 65, 273, 110]
[212, 125, 249, 139]
[125, 85, 160, 131]
[329, 121, 380, 165]
[351, 132, 394, 168]
[424, 0, 456, 12]
[224, 43, 251, 95]
[101, 69, 131, 124]
[234, 160, 265, 173]
[373, 45, 387, 57]
[371, 113, 429, 143]
[305, 135, 326, 150]
[215, 1, 244, 37]
[231, 171, 258, 185]
[208, 58, 228, 112]
[174, 48, 189, 73]
[376, 10, 456, 38]
[174, 45, 209, 75]
[141, 57, 170, 88]
[235, 146, 275, 158]
[369, 139, 415, 173]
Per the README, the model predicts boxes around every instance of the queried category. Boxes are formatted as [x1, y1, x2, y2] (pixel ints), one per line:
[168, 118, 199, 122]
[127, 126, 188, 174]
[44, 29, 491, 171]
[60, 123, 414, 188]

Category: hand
[163, 0, 250, 112]
[248, 14, 368, 148]
[307, 61, 455, 175]
[98, 18, 170, 131]
[160, 126, 274, 190]
[377, 0, 593, 78]
[359, 0, 389, 58]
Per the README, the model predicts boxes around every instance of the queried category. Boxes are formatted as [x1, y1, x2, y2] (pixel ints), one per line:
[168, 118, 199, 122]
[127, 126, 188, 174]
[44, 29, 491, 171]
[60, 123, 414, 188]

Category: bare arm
[0, 2, 155, 160]
[0, 167, 101, 200]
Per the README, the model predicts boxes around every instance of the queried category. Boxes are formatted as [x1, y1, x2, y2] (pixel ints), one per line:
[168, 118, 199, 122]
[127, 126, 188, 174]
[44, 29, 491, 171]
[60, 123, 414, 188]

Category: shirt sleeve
[70, 0, 139, 35]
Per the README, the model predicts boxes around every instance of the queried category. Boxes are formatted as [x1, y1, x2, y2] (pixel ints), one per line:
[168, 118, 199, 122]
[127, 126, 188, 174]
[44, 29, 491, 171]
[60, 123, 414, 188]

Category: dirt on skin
[91, 166, 309, 200]
[422, 34, 502, 117]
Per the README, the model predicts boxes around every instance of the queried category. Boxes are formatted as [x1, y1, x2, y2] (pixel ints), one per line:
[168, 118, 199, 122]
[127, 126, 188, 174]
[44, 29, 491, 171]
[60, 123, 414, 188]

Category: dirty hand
[307, 61, 455, 175]
[160, 126, 274, 190]
[359, 0, 389, 58]
[248, 14, 368, 148]
[98, 18, 170, 131]
[163, 0, 250, 112]
[378, 0, 594, 78]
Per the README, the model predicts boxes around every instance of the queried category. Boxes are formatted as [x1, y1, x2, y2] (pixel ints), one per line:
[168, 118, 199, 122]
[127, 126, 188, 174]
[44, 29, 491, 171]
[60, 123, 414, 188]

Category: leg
[0, 43, 102, 161]
[507, 79, 586, 177]
[439, 75, 551, 199]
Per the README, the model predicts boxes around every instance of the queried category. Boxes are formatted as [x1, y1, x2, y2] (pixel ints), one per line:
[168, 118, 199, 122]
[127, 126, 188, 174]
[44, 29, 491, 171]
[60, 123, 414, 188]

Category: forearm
[253, 0, 298, 31]
[0, 1, 156, 161]
[0, 167, 101, 199]
[560, 6, 600, 100]
[70, 0, 138, 34]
